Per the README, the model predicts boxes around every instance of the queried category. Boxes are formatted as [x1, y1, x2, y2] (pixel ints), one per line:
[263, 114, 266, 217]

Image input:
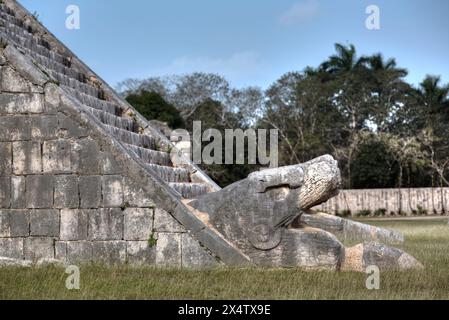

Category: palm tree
[320, 43, 367, 74]
[366, 53, 408, 78]
[417, 75, 449, 110]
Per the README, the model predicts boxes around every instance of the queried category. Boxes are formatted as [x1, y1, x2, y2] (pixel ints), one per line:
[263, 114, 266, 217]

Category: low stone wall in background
[313, 188, 449, 216]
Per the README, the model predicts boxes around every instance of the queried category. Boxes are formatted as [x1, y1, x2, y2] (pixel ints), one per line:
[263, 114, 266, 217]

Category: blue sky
[20, 0, 449, 90]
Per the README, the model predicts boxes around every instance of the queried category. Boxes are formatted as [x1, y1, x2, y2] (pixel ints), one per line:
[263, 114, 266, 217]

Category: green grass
[1, 218, 448, 300]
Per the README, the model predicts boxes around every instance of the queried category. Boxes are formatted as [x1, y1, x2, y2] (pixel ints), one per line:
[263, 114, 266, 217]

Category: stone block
[155, 233, 182, 267]
[26, 175, 54, 209]
[0, 238, 24, 259]
[126, 241, 156, 265]
[12, 141, 42, 174]
[79, 176, 102, 208]
[60, 209, 89, 241]
[44, 84, 61, 114]
[102, 175, 123, 207]
[11, 176, 26, 209]
[31, 115, 58, 140]
[42, 139, 78, 173]
[0, 209, 29, 237]
[54, 175, 79, 209]
[65, 241, 94, 263]
[24, 237, 55, 261]
[92, 241, 127, 265]
[88, 208, 123, 240]
[124, 208, 153, 240]
[57, 113, 88, 138]
[181, 233, 218, 268]
[0, 66, 34, 93]
[123, 178, 156, 208]
[76, 139, 101, 174]
[154, 208, 185, 233]
[54, 241, 67, 261]
[0, 142, 12, 176]
[30, 209, 60, 237]
[0, 177, 10, 208]
[0, 116, 31, 141]
[100, 151, 123, 175]
[0, 93, 44, 114]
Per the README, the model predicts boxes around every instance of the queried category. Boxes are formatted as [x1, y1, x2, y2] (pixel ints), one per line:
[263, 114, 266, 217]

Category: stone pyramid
[0, 0, 248, 267]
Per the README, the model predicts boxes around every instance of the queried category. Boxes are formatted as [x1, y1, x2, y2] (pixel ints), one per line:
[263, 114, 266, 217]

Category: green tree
[125, 90, 185, 129]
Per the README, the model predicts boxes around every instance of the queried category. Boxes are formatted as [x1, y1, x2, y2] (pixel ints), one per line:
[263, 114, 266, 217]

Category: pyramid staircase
[0, 0, 218, 200]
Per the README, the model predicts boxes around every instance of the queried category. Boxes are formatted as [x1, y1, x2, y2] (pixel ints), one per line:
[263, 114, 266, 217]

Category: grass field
[1, 218, 448, 300]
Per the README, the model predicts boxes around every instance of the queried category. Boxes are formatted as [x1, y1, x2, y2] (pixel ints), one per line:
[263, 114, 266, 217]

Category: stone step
[0, 4, 213, 199]
[0, 23, 106, 101]
[169, 183, 209, 199]
[146, 164, 191, 183]
[62, 86, 122, 117]
[83, 106, 138, 133]
[103, 124, 158, 151]
[124, 144, 172, 167]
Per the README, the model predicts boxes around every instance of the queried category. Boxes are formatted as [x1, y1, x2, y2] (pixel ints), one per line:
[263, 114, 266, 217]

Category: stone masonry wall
[314, 188, 449, 216]
[0, 50, 218, 267]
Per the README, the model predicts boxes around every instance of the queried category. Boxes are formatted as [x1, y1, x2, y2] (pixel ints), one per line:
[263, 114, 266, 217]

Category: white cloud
[280, 0, 319, 25]
[152, 51, 266, 87]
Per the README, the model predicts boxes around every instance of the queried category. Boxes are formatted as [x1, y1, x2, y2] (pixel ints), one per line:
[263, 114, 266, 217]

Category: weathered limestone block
[88, 208, 123, 240]
[155, 233, 182, 267]
[0, 142, 12, 175]
[342, 242, 424, 272]
[30, 209, 59, 237]
[0, 238, 24, 259]
[57, 241, 94, 264]
[54, 175, 79, 209]
[12, 141, 42, 174]
[36, 258, 66, 268]
[76, 138, 101, 174]
[60, 209, 89, 240]
[299, 212, 404, 245]
[250, 227, 344, 270]
[0, 177, 11, 208]
[11, 176, 26, 208]
[79, 176, 102, 208]
[0, 93, 44, 114]
[92, 241, 127, 265]
[123, 178, 156, 208]
[102, 175, 123, 207]
[24, 237, 55, 261]
[31, 115, 58, 140]
[42, 139, 79, 173]
[3, 45, 49, 88]
[57, 113, 89, 139]
[26, 175, 54, 208]
[0, 257, 32, 267]
[190, 155, 342, 268]
[0, 209, 29, 237]
[0, 65, 41, 93]
[44, 83, 61, 115]
[124, 208, 153, 241]
[0, 115, 31, 141]
[100, 151, 123, 175]
[181, 233, 219, 268]
[126, 241, 156, 265]
[154, 208, 186, 233]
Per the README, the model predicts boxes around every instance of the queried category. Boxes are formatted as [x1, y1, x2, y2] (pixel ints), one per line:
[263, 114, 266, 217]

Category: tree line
[117, 43, 449, 189]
